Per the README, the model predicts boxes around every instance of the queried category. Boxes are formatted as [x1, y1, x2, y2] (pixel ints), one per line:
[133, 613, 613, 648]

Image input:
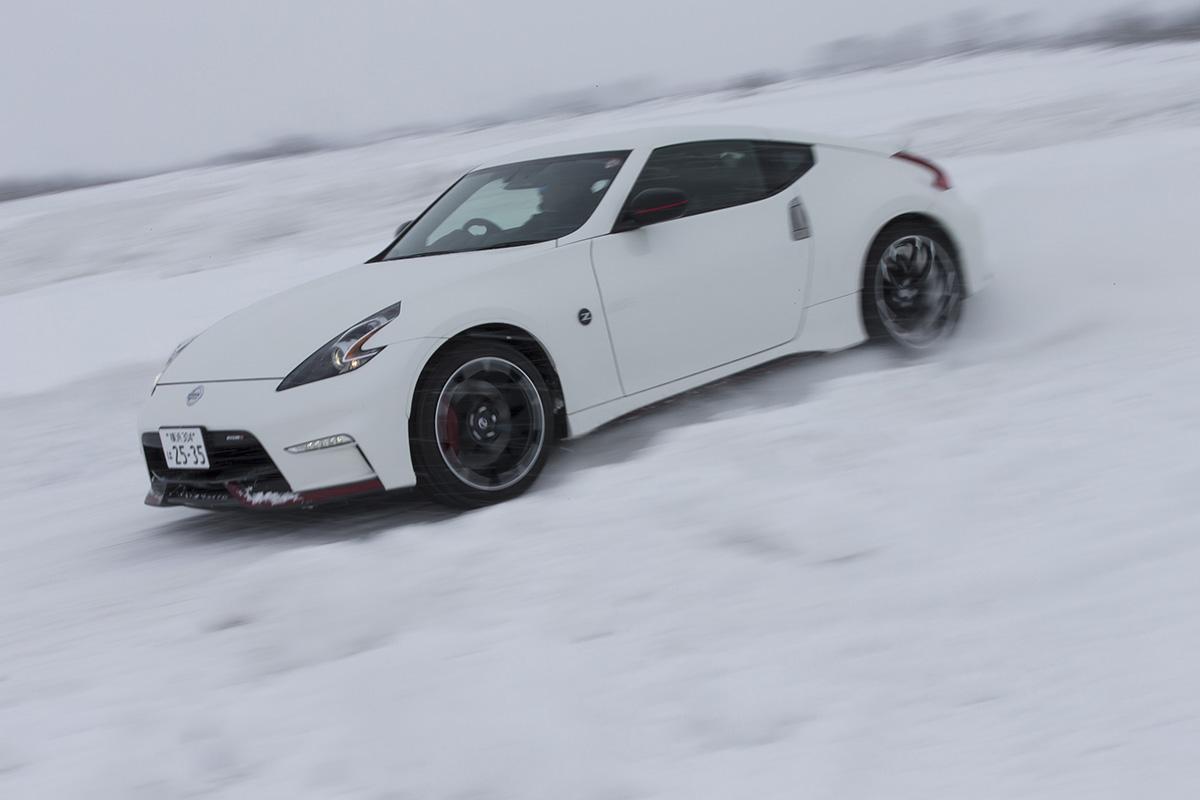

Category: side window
[626, 140, 766, 218]
[624, 139, 815, 221]
[756, 141, 816, 193]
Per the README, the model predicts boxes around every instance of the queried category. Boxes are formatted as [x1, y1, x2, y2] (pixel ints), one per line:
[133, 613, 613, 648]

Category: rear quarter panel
[801, 145, 940, 307]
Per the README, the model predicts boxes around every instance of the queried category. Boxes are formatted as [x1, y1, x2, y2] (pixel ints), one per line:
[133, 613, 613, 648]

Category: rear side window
[756, 141, 816, 194]
[626, 140, 765, 218]
[624, 139, 815, 221]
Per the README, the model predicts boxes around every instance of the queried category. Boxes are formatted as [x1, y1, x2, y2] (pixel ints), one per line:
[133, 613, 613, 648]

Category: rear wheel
[862, 224, 963, 350]
[411, 342, 553, 508]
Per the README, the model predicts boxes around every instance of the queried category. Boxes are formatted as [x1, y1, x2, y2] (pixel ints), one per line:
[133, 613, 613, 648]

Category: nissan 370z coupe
[139, 125, 990, 510]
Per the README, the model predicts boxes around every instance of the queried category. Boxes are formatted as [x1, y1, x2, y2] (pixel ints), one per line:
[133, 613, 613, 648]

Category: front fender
[378, 241, 625, 422]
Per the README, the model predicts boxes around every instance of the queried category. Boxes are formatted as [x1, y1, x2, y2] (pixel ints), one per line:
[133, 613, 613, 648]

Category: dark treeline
[813, 4, 1200, 74]
[0, 136, 339, 206]
[0, 174, 130, 204]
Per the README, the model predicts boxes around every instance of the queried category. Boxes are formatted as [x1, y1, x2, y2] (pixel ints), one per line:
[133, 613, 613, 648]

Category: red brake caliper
[443, 406, 460, 454]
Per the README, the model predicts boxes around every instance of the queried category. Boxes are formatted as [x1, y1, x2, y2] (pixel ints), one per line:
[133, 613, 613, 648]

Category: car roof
[472, 124, 894, 169]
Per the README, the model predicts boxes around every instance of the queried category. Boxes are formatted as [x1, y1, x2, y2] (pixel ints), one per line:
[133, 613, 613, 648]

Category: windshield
[382, 150, 629, 260]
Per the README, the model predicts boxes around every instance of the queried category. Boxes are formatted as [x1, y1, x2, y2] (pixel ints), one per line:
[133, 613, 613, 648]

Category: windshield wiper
[383, 239, 548, 261]
[381, 249, 457, 261]
[476, 239, 547, 251]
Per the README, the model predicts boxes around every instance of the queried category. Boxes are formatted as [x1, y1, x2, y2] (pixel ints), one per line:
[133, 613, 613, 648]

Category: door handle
[788, 198, 811, 241]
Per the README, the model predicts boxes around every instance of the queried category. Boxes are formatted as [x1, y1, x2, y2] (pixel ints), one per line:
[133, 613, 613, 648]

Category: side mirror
[616, 188, 688, 231]
[394, 219, 413, 239]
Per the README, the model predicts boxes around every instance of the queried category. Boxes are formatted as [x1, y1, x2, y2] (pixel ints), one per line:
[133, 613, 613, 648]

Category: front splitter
[145, 477, 386, 510]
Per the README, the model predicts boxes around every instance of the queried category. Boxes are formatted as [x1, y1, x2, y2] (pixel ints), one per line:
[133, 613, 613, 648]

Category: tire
[861, 223, 964, 350]
[410, 341, 554, 508]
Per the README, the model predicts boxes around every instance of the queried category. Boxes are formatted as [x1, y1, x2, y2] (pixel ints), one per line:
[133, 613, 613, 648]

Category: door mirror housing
[394, 219, 413, 239]
[616, 188, 689, 231]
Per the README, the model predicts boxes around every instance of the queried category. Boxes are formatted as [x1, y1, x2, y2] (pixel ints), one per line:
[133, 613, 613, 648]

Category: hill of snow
[1, 45, 1199, 798]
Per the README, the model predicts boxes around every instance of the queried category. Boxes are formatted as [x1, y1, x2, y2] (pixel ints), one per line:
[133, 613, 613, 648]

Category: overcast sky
[1, 0, 1194, 178]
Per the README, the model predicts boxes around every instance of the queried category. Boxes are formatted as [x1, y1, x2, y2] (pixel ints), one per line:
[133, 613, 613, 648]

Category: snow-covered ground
[2, 46, 1199, 798]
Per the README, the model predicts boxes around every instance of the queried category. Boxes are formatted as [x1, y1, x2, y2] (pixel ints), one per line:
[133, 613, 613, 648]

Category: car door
[590, 139, 816, 395]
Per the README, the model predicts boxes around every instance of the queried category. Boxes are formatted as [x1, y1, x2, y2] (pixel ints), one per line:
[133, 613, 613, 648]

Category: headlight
[277, 302, 401, 391]
[163, 336, 196, 372]
[153, 336, 197, 390]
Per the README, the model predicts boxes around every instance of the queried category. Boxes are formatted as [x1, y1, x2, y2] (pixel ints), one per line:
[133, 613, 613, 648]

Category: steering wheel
[462, 217, 502, 237]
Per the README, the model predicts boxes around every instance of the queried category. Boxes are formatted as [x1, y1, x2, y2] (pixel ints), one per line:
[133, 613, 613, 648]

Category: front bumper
[138, 339, 438, 510]
[141, 429, 386, 509]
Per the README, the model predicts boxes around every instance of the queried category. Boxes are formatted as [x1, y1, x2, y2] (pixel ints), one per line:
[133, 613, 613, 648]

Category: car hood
[159, 245, 552, 384]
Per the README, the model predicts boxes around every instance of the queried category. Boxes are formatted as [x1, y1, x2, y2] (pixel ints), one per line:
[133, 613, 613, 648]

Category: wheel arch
[863, 211, 961, 277]
[412, 323, 568, 440]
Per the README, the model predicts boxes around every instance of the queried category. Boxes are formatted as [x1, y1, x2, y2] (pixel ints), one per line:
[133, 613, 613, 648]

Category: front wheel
[862, 225, 964, 350]
[410, 342, 553, 508]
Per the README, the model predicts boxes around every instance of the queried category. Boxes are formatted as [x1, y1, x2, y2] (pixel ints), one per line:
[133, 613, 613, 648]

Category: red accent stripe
[634, 199, 687, 215]
[225, 477, 385, 508]
[298, 478, 386, 504]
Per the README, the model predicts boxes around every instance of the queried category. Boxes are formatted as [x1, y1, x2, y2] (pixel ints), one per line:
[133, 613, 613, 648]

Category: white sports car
[139, 124, 989, 509]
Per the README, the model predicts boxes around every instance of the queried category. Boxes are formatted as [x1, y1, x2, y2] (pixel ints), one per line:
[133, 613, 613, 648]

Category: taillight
[892, 151, 951, 191]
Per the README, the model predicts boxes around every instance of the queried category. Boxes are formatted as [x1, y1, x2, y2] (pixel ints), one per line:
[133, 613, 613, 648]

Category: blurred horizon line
[3, 0, 1198, 204]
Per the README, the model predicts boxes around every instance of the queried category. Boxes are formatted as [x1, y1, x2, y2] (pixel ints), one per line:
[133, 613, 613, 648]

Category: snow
[2, 46, 1200, 798]
[225, 487, 304, 508]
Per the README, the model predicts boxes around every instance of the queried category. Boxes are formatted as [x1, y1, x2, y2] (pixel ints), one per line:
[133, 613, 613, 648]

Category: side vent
[788, 198, 812, 240]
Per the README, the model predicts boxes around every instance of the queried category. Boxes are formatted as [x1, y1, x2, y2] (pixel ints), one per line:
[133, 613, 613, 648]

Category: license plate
[159, 427, 210, 470]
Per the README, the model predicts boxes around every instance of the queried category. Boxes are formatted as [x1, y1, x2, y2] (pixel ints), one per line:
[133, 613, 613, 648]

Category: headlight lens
[153, 336, 197, 390]
[277, 302, 401, 391]
[164, 336, 196, 372]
